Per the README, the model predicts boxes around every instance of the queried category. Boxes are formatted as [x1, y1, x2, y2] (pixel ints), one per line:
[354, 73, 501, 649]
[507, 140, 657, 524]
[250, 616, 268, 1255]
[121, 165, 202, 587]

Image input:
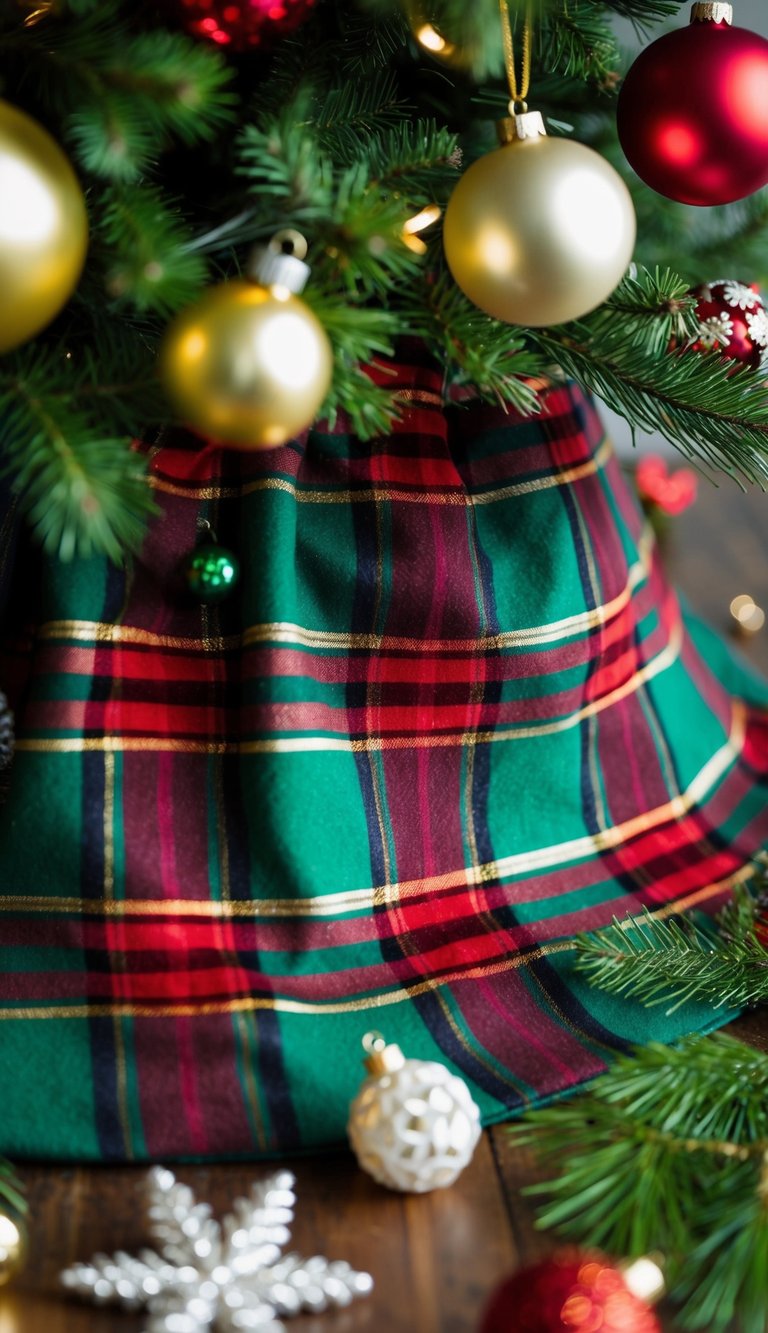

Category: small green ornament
[182, 543, 240, 603]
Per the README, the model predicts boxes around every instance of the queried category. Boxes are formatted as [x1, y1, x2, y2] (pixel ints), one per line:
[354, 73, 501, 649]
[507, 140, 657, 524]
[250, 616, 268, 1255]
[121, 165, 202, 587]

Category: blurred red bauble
[636, 456, 697, 517]
[617, 5, 768, 205]
[690, 280, 768, 371]
[478, 1252, 661, 1333]
[166, 0, 316, 49]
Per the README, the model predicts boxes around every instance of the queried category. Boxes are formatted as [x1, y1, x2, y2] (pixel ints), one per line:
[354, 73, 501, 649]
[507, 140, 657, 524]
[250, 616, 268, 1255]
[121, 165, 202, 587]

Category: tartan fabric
[1, 351, 768, 1162]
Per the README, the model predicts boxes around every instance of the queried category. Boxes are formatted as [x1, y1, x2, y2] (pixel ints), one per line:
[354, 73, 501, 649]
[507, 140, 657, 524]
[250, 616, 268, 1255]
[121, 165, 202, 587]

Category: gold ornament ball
[443, 133, 636, 327]
[0, 100, 89, 354]
[0, 1213, 26, 1286]
[161, 280, 334, 449]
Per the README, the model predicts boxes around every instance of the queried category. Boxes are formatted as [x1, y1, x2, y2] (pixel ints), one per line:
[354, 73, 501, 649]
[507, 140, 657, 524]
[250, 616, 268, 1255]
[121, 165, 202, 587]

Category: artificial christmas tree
[1, 0, 768, 1169]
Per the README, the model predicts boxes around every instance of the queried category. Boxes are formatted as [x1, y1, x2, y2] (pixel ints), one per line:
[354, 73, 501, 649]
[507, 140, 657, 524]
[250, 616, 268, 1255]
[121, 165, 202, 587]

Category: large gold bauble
[0, 1212, 26, 1286]
[160, 280, 334, 449]
[0, 100, 88, 354]
[443, 133, 636, 327]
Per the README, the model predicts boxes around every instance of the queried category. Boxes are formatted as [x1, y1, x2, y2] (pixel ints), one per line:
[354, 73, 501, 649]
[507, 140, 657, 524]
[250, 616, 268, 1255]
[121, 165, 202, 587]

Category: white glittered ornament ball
[347, 1033, 481, 1193]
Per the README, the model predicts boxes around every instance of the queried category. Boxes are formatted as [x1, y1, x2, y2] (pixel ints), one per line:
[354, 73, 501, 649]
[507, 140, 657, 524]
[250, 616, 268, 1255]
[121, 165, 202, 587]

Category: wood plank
[662, 478, 768, 675]
[2, 1134, 517, 1333]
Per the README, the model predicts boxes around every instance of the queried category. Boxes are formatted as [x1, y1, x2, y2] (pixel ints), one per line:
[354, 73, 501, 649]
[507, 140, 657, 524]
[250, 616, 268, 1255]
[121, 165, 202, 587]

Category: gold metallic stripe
[14, 612, 685, 756]
[0, 892, 376, 918]
[15, 738, 238, 754]
[1, 702, 748, 922]
[151, 482, 231, 499]
[0, 870, 749, 1021]
[149, 440, 611, 503]
[36, 621, 238, 651]
[34, 530, 651, 656]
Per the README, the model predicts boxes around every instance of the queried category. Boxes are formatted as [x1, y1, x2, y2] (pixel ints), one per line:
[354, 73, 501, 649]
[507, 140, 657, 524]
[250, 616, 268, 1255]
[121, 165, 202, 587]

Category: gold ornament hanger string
[499, 0, 533, 113]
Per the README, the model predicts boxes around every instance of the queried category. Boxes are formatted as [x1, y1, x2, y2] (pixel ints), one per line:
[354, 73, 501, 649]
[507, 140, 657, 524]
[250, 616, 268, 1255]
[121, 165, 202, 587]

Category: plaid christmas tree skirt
[1, 353, 767, 1161]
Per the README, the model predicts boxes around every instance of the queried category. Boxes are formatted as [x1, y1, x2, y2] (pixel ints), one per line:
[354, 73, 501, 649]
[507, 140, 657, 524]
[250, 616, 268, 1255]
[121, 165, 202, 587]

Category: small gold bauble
[443, 130, 636, 327]
[0, 100, 89, 354]
[160, 280, 334, 449]
[0, 1213, 26, 1286]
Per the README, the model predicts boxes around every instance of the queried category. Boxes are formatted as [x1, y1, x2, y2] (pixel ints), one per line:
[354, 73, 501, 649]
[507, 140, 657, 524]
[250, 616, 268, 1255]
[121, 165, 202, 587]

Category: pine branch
[508, 1032, 768, 1333]
[0, 8, 236, 182]
[538, 2, 619, 84]
[311, 70, 408, 160]
[335, 6, 412, 77]
[574, 880, 768, 1012]
[0, 348, 158, 563]
[237, 104, 334, 220]
[300, 295, 402, 437]
[416, 270, 547, 414]
[588, 0, 679, 27]
[531, 267, 768, 483]
[364, 122, 461, 196]
[95, 185, 209, 316]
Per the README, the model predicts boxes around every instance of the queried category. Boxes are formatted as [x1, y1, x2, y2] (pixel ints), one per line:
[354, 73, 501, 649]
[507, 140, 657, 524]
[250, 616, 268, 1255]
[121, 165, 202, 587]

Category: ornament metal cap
[690, 2, 732, 22]
[248, 229, 312, 293]
[361, 1031, 407, 1076]
[496, 109, 547, 146]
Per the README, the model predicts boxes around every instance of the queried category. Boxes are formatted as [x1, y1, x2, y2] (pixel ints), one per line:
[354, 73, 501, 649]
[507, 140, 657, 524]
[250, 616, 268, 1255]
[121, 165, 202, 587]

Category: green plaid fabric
[1, 355, 767, 1161]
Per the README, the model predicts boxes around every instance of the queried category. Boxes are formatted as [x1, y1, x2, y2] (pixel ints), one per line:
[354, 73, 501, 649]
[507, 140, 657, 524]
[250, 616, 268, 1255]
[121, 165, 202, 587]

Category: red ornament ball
[166, 0, 316, 49]
[617, 9, 768, 205]
[690, 279, 768, 371]
[635, 456, 698, 517]
[478, 1252, 662, 1333]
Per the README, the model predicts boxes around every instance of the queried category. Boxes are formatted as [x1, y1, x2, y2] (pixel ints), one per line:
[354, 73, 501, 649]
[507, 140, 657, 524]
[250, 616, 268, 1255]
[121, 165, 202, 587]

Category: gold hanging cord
[499, 0, 534, 114]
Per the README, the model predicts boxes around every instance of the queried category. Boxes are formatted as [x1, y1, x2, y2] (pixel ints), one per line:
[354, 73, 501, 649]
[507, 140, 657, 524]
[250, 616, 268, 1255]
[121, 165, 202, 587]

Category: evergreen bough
[3, 0, 768, 560]
[509, 1031, 768, 1333]
[574, 874, 768, 1011]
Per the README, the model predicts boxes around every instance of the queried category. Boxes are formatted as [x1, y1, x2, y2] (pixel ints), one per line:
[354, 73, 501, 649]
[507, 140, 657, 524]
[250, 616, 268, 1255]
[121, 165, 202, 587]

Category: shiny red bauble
[690, 280, 768, 371]
[478, 1252, 661, 1333]
[164, 0, 316, 49]
[617, 11, 768, 205]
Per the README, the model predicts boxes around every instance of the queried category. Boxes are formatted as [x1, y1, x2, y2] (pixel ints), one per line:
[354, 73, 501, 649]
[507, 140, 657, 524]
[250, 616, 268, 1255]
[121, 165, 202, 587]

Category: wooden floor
[3, 474, 768, 1333]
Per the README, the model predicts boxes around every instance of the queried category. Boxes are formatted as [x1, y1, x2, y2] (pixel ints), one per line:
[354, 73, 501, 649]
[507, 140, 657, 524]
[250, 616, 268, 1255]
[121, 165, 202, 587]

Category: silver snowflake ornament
[60, 1167, 373, 1333]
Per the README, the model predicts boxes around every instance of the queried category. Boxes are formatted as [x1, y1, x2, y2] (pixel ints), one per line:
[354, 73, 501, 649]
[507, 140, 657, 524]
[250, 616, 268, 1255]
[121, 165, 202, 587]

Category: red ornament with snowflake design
[166, 0, 316, 49]
[690, 280, 768, 372]
[478, 1252, 661, 1333]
